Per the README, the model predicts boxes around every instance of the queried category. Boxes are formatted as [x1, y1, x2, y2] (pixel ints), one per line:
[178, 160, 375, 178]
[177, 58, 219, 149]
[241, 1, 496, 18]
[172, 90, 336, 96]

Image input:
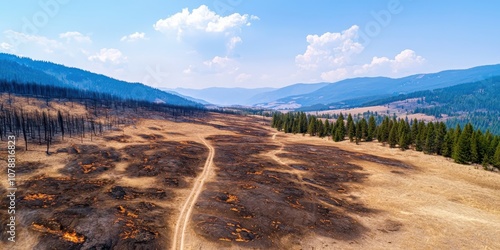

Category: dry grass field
[1, 110, 499, 250]
[312, 102, 438, 122]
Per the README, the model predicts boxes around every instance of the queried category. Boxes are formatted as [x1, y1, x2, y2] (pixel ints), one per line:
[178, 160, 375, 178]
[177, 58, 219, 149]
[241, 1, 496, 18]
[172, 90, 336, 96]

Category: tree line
[0, 108, 125, 154]
[0, 80, 207, 118]
[271, 112, 500, 169]
[0, 80, 208, 153]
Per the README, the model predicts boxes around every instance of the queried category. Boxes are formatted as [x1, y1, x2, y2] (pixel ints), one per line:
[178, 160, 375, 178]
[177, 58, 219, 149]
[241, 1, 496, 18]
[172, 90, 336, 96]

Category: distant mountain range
[170, 87, 276, 106]
[0, 53, 200, 107]
[2, 52, 499, 112]
[365, 76, 500, 134]
[170, 83, 331, 106]
[171, 64, 500, 109]
[274, 65, 500, 109]
[246, 83, 329, 105]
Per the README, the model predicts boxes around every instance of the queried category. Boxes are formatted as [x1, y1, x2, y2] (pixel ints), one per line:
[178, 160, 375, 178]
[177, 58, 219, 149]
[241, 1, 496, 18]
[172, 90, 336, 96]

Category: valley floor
[0, 113, 498, 250]
[281, 133, 500, 250]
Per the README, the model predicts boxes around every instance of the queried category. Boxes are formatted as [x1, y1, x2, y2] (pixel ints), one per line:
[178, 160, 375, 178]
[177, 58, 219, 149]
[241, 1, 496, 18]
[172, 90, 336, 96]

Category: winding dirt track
[268, 133, 286, 165]
[172, 136, 215, 250]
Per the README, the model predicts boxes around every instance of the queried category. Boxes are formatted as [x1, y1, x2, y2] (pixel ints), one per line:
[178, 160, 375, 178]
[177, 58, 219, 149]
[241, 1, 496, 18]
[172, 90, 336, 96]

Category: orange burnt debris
[226, 194, 239, 203]
[71, 144, 81, 154]
[79, 162, 96, 174]
[240, 184, 257, 189]
[62, 232, 85, 244]
[31, 222, 85, 244]
[23, 193, 55, 201]
[246, 170, 263, 175]
[117, 205, 139, 218]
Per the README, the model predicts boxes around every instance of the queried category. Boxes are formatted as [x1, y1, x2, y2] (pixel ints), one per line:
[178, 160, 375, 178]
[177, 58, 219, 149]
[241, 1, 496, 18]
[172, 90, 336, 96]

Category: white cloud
[227, 36, 242, 52]
[295, 25, 425, 82]
[183, 65, 195, 74]
[318, 49, 425, 81]
[0, 42, 14, 52]
[204, 56, 232, 68]
[88, 48, 128, 64]
[320, 68, 349, 82]
[182, 56, 239, 76]
[59, 31, 92, 43]
[356, 49, 425, 75]
[296, 25, 364, 70]
[236, 73, 252, 82]
[4, 30, 63, 53]
[153, 5, 257, 35]
[120, 32, 148, 42]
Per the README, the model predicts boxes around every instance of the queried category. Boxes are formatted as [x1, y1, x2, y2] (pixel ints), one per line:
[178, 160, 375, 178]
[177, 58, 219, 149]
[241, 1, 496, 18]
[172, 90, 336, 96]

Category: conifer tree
[488, 137, 499, 164]
[360, 118, 368, 141]
[347, 114, 355, 142]
[398, 119, 411, 150]
[453, 123, 473, 164]
[424, 122, 436, 154]
[410, 118, 419, 144]
[388, 121, 398, 148]
[317, 119, 325, 138]
[335, 113, 346, 141]
[355, 121, 362, 144]
[324, 119, 330, 137]
[475, 130, 485, 164]
[442, 129, 454, 158]
[331, 124, 337, 140]
[307, 116, 317, 136]
[434, 122, 447, 155]
[299, 113, 308, 134]
[378, 117, 390, 143]
[470, 131, 480, 164]
[415, 121, 426, 151]
[491, 143, 500, 168]
[367, 115, 376, 141]
[452, 124, 462, 158]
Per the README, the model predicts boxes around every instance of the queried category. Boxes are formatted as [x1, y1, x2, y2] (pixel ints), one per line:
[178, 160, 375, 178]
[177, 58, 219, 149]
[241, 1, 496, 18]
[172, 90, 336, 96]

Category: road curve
[171, 136, 215, 250]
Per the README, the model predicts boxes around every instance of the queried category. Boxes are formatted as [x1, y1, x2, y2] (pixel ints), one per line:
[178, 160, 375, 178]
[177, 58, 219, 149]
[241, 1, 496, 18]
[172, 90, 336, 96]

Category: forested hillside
[273, 64, 500, 108]
[271, 112, 500, 170]
[363, 77, 500, 134]
[0, 79, 207, 153]
[0, 53, 200, 107]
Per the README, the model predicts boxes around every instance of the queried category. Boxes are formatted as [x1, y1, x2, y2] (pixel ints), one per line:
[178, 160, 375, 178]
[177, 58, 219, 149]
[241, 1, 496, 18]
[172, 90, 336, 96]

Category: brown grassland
[0, 106, 499, 249]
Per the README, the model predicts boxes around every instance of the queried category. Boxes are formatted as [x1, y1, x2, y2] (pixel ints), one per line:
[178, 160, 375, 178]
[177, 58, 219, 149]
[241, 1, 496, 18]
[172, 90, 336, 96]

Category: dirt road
[171, 136, 215, 250]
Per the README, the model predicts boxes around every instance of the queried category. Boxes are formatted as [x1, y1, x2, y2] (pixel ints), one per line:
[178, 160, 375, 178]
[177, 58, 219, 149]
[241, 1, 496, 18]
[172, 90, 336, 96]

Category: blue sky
[1, 1, 499, 89]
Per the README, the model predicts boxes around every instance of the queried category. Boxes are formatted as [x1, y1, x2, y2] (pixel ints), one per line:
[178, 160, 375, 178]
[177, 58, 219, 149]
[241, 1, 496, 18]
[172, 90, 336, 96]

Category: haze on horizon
[1, 0, 499, 89]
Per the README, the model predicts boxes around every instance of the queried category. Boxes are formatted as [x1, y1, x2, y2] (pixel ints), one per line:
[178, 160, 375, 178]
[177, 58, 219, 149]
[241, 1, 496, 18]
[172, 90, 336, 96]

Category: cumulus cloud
[320, 68, 349, 82]
[183, 65, 195, 74]
[295, 25, 425, 82]
[59, 31, 92, 43]
[319, 49, 425, 81]
[204, 56, 232, 68]
[0, 42, 14, 52]
[236, 73, 252, 82]
[4, 30, 63, 53]
[296, 25, 364, 70]
[88, 48, 128, 64]
[153, 5, 257, 36]
[120, 32, 148, 42]
[356, 49, 425, 75]
[227, 36, 242, 52]
[183, 56, 239, 75]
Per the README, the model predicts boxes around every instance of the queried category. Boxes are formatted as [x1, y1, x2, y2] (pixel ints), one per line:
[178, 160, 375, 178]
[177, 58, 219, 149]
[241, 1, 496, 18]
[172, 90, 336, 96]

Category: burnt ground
[192, 117, 412, 249]
[0, 113, 418, 249]
[0, 133, 207, 249]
